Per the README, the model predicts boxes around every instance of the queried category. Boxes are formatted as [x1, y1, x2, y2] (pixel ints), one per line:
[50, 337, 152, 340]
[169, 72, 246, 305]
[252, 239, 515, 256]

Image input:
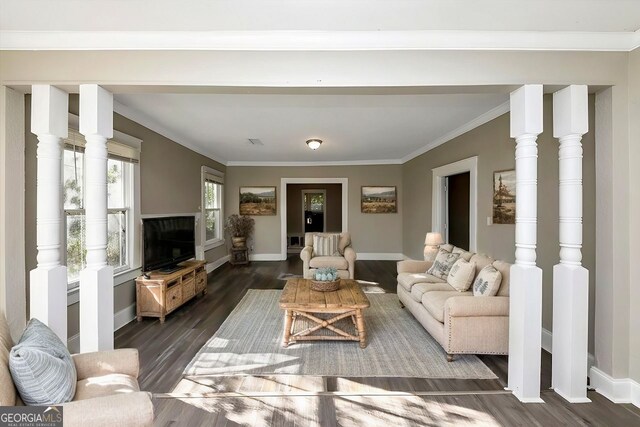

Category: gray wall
[225, 165, 403, 255]
[402, 95, 597, 354]
[24, 95, 227, 341]
[286, 183, 342, 234]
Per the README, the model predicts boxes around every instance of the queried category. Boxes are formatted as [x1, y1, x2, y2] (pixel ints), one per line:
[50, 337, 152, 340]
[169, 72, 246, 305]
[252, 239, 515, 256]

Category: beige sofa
[0, 314, 154, 427]
[397, 245, 511, 360]
[301, 232, 356, 279]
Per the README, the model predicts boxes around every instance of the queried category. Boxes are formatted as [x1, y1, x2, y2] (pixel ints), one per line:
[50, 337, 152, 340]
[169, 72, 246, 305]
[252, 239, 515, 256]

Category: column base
[29, 266, 68, 344]
[79, 265, 114, 353]
[508, 264, 544, 403]
[552, 263, 590, 403]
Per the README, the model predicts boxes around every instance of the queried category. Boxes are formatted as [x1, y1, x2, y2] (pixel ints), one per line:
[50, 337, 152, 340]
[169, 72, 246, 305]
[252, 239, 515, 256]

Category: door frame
[280, 178, 348, 260]
[301, 189, 327, 233]
[431, 156, 478, 252]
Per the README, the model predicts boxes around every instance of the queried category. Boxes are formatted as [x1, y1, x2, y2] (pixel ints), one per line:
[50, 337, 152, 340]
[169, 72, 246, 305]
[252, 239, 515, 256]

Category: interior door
[303, 191, 325, 233]
[446, 172, 470, 250]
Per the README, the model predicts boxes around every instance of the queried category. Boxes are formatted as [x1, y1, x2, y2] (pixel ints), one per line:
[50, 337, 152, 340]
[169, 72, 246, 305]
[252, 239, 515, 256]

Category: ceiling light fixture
[306, 139, 322, 150]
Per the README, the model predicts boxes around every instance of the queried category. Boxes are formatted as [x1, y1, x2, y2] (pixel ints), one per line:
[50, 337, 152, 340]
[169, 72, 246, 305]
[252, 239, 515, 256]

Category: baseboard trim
[541, 328, 595, 373]
[114, 303, 136, 331]
[250, 253, 283, 261]
[67, 334, 80, 354]
[206, 255, 230, 273]
[357, 253, 405, 261]
[589, 367, 640, 407]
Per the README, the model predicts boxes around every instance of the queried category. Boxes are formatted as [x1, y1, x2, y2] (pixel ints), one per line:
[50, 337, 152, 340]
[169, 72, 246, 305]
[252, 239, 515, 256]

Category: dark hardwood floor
[115, 257, 640, 426]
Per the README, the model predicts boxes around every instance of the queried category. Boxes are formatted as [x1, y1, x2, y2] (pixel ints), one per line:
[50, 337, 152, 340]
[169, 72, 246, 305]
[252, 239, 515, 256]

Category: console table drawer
[166, 285, 182, 313]
[183, 279, 195, 300]
[196, 271, 207, 293]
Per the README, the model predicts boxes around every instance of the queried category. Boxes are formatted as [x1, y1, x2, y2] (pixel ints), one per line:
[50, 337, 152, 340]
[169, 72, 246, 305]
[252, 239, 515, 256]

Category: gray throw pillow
[427, 248, 461, 280]
[9, 319, 77, 405]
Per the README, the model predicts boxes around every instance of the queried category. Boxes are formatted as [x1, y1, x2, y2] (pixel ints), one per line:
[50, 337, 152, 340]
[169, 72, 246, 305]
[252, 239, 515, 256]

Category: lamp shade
[424, 232, 444, 246]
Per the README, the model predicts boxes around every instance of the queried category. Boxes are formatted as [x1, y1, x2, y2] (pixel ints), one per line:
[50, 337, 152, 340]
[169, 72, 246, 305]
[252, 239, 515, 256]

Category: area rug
[183, 290, 497, 379]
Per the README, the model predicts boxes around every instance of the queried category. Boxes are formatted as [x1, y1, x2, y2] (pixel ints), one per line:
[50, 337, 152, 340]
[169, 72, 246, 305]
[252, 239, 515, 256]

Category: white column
[552, 85, 591, 403]
[79, 84, 114, 352]
[29, 85, 69, 343]
[507, 84, 544, 403]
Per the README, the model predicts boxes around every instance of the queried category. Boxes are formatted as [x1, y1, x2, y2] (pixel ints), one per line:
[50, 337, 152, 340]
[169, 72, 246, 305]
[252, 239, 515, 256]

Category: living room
[1, 2, 640, 426]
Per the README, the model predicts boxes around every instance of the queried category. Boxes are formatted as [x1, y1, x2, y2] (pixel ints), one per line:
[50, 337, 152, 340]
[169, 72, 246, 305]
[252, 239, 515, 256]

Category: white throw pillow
[313, 234, 340, 257]
[447, 259, 477, 292]
[472, 265, 503, 297]
[427, 249, 461, 280]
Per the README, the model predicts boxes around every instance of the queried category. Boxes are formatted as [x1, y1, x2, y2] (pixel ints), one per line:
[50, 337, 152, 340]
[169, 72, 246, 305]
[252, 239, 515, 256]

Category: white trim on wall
[589, 367, 640, 407]
[431, 156, 478, 252]
[228, 159, 402, 167]
[250, 254, 283, 262]
[280, 178, 349, 261]
[356, 253, 405, 261]
[206, 255, 230, 273]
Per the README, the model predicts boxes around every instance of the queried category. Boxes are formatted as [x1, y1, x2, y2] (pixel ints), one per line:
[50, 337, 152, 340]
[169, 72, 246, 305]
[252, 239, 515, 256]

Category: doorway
[445, 172, 470, 250]
[302, 190, 326, 233]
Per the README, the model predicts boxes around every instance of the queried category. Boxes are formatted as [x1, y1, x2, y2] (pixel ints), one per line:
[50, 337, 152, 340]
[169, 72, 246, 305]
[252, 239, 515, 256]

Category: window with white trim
[63, 127, 141, 288]
[202, 167, 224, 248]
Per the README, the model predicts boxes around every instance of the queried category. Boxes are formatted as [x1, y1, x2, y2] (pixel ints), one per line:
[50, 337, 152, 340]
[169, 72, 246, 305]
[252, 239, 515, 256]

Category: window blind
[64, 128, 140, 164]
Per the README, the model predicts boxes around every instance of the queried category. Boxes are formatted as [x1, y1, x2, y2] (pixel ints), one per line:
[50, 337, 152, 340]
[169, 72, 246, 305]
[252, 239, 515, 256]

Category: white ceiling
[114, 92, 509, 164]
[2, 0, 640, 32]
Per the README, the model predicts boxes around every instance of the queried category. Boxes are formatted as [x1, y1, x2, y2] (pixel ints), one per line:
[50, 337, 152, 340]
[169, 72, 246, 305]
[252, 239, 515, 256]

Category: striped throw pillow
[9, 319, 77, 405]
[313, 234, 340, 257]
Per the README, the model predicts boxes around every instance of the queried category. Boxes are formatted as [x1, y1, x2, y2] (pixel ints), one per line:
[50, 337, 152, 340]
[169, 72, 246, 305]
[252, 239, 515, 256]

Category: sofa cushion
[74, 373, 140, 401]
[313, 234, 340, 256]
[397, 272, 446, 293]
[447, 259, 477, 292]
[9, 319, 77, 405]
[427, 249, 461, 280]
[410, 282, 455, 302]
[452, 247, 474, 261]
[421, 291, 472, 323]
[492, 260, 512, 297]
[469, 253, 495, 276]
[309, 256, 348, 270]
[473, 265, 503, 297]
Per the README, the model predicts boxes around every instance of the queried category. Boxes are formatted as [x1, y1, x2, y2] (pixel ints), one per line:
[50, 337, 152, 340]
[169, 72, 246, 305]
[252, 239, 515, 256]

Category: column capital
[553, 85, 588, 138]
[510, 84, 543, 138]
[31, 85, 68, 138]
[79, 84, 113, 138]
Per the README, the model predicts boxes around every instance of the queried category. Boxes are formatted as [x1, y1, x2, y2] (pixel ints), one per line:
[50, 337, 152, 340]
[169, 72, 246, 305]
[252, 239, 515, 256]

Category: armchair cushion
[63, 392, 154, 427]
[74, 373, 140, 401]
[309, 256, 349, 270]
[9, 319, 76, 405]
[72, 349, 140, 380]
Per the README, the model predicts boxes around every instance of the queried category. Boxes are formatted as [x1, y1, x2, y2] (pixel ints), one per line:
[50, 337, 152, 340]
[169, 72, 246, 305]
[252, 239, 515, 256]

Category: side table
[229, 247, 249, 265]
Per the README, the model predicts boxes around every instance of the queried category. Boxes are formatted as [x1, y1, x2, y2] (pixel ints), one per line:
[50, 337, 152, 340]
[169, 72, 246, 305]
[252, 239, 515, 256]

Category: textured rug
[184, 290, 497, 379]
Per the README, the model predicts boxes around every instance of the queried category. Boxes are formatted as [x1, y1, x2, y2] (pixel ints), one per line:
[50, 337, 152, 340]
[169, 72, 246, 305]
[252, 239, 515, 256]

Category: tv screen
[142, 216, 196, 272]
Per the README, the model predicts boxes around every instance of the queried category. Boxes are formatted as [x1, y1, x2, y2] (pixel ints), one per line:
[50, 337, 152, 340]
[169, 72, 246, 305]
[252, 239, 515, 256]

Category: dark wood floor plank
[115, 256, 639, 426]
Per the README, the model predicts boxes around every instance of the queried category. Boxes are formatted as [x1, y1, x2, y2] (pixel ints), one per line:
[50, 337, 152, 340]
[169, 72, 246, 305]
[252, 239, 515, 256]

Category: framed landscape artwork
[361, 186, 397, 213]
[239, 186, 277, 216]
[492, 169, 516, 224]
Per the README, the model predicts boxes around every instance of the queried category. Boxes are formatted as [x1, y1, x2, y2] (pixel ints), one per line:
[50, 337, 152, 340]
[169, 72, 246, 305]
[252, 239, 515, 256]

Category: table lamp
[424, 232, 444, 261]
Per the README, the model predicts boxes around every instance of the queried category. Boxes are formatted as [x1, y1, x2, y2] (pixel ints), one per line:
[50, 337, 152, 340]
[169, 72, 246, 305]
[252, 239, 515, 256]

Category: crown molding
[226, 159, 403, 167]
[1, 30, 638, 52]
[113, 100, 228, 166]
[401, 101, 510, 163]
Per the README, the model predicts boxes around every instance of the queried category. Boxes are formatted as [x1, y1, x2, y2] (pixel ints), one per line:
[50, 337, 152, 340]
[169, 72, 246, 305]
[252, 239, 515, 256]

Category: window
[202, 167, 224, 248]
[63, 126, 141, 288]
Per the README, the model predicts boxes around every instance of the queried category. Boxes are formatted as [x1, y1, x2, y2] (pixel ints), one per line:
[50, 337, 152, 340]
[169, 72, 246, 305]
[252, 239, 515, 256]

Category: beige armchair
[301, 232, 356, 279]
[0, 314, 154, 427]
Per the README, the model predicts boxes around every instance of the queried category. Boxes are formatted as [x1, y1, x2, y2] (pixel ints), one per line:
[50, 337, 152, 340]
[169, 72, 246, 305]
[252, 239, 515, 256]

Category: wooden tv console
[135, 260, 207, 323]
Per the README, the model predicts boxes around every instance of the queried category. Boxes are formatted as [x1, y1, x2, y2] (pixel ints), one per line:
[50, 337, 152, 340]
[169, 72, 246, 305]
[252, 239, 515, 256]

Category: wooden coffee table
[279, 278, 370, 348]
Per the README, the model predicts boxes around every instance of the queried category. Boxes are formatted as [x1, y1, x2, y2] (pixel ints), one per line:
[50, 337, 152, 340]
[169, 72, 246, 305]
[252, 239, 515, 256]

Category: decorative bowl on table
[310, 267, 341, 292]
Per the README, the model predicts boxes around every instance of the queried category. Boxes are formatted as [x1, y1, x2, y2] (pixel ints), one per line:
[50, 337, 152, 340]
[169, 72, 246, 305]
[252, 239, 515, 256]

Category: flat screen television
[142, 216, 196, 272]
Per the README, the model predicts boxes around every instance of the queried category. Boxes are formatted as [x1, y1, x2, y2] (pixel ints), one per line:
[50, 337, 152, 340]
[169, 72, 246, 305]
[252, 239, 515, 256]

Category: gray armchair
[300, 232, 356, 279]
